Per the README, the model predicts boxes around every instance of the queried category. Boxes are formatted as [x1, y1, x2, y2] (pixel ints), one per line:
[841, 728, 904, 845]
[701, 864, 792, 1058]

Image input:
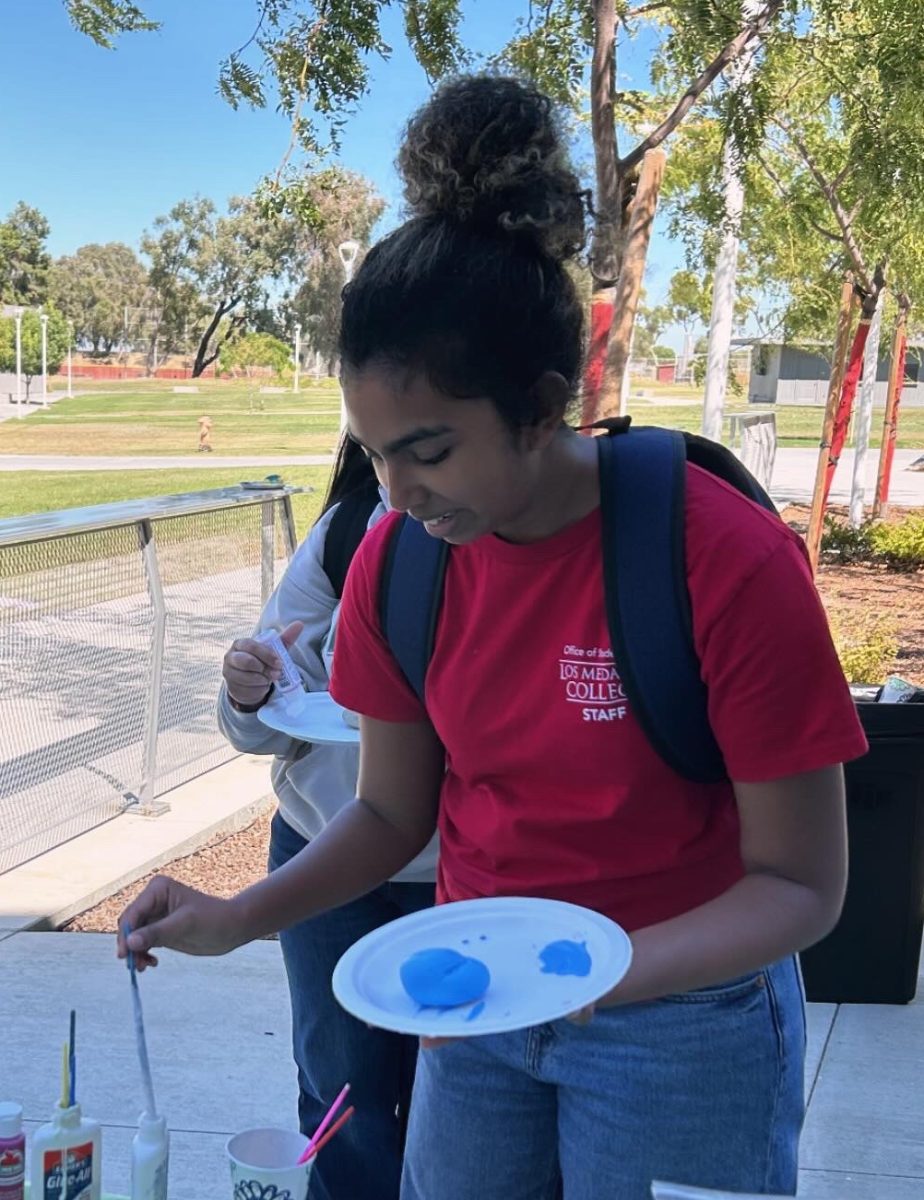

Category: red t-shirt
[330, 464, 867, 930]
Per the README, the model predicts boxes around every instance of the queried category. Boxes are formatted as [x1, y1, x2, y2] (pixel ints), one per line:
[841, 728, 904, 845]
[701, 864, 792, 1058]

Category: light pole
[337, 240, 360, 431]
[40, 312, 48, 408]
[293, 322, 302, 394]
[67, 320, 74, 397]
[13, 308, 23, 415]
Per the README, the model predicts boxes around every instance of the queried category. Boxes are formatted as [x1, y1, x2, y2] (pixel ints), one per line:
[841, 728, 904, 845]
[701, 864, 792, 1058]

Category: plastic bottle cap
[0, 1101, 23, 1138]
[137, 1113, 167, 1141]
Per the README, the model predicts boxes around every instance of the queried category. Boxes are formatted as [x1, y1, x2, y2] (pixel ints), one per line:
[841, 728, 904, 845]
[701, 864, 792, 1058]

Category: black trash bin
[800, 700, 924, 1004]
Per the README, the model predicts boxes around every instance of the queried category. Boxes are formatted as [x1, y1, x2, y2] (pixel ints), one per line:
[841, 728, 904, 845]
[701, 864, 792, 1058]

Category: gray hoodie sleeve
[217, 503, 351, 757]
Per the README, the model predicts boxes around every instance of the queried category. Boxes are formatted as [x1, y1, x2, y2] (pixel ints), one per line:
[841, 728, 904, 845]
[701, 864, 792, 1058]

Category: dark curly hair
[338, 75, 587, 429]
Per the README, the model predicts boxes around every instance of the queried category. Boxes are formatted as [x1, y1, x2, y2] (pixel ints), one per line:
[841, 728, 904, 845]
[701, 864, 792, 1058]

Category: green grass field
[0, 466, 329, 536]
[6, 378, 924, 457]
[1, 377, 923, 526]
[0, 379, 344, 458]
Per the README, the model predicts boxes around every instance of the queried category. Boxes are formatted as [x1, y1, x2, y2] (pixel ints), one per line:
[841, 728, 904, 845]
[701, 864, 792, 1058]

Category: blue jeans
[402, 958, 806, 1200]
[268, 811, 435, 1200]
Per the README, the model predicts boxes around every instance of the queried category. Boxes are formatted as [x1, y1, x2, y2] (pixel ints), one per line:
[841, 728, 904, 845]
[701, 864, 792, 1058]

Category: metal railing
[728, 411, 777, 493]
[0, 485, 301, 874]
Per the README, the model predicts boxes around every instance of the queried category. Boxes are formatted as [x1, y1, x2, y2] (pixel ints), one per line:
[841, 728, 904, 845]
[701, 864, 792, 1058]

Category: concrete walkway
[0, 373, 70, 422]
[769, 448, 924, 508]
[2, 930, 921, 1199]
[0, 448, 922, 507]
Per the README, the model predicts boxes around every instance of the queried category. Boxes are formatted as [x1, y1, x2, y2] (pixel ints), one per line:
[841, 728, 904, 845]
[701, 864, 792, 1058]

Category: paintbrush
[124, 926, 158, 1118]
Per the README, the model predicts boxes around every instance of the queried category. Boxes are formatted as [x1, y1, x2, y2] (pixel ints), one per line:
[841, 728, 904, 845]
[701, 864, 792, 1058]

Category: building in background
[736, 338, 924, 407]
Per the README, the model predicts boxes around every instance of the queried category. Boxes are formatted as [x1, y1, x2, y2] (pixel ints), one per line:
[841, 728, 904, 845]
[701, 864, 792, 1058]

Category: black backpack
[322, 483, 381, 599]
[378, 421, 779, 783]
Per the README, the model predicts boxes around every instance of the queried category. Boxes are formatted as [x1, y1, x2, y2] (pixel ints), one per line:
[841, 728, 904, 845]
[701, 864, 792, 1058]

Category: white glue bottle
[131, 1113, 169, 1200]
[30, 1105, 102, 1200]
[32, 1039, 102, 1200]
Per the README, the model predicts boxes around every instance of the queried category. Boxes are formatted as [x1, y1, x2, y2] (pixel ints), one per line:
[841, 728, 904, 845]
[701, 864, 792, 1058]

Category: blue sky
[2, 1, 685, 311]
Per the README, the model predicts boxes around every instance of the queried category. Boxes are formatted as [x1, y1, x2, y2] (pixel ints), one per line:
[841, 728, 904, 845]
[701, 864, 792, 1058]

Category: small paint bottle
[0, 1103, 25, 1200]
[30, 1102, 102, 1200]
[131, 1113, 169, 1200]
[258, 630, 306, 709]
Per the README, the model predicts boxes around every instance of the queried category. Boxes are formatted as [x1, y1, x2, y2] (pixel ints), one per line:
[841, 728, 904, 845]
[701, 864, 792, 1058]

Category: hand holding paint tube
[221, 621, 304, 711]
[257, 629, 309, 714]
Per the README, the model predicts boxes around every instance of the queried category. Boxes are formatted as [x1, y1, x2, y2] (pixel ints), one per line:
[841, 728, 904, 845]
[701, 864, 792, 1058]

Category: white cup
[227, 1127, 313, 1200]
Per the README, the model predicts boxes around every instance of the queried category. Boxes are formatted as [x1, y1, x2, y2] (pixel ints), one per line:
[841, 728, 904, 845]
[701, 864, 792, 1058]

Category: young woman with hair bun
[121, 75, 866, 1200]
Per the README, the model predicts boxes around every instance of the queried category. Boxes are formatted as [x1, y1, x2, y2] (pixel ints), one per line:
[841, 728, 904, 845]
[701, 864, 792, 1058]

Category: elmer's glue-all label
[0, 1101, 26, 1200]
[39, 1143, 94, 1200]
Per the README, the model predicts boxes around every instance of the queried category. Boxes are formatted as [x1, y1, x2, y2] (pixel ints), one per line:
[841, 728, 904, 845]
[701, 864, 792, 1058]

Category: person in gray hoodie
[217, 436, 437, 1200]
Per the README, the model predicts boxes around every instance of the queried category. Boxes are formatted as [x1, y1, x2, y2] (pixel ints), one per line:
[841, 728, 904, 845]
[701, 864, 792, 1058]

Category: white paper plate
[332, 896, 633, 1037]
[257, 690, 360, 744]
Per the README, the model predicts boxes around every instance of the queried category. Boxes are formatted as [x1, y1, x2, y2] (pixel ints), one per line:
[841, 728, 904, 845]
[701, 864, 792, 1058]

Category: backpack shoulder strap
[681, 431, 777, 514]
[379, 515, 449, 704]
[598, 427, 727, 783]
[322, 485, 381, 600]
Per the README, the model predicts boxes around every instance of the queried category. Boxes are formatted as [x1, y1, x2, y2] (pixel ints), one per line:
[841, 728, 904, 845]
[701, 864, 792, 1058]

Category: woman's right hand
[222, 620, 304, 707]
[116, 876, 247, 970]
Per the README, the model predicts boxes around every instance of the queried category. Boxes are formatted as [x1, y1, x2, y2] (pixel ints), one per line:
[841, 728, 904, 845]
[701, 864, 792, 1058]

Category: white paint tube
[258, 631, 305, 699]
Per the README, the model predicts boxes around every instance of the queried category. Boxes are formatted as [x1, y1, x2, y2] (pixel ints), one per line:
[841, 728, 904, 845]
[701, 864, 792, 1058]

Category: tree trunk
[581, 0, 786, 426]
[873, 299, 911, 518]
[146, 322, 161, 376]
[192, 297, 239, 377]
[581, 0, 621, 426]
[806, 277, 856, 570]
[701, 0, 765, 444]
[822, 296, 878, 508]
[806, 277, 883, 572]
[701, 148, 745, 442]
[598, 149, 667, 416]
[848, 289, 885, 528]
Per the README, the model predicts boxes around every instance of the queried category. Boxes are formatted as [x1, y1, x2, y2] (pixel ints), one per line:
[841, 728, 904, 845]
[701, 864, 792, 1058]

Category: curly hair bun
[397, 75, 586, 261]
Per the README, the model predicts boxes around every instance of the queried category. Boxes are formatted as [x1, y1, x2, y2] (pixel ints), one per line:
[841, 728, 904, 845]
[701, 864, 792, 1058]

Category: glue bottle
[31, 1040, 102, 1200]
[30, 1101, 102, 1200]
[131, 1113, 169, 1200]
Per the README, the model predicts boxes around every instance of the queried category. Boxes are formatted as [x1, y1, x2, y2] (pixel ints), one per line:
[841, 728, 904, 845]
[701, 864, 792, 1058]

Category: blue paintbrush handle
[124, 925, 157, 1117]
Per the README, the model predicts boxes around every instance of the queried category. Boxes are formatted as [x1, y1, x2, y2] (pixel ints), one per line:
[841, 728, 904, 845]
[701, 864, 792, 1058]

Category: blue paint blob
[466, 1001, 486, 1022]
[400, 948, 491, 1008]
[539, 940, 592, 977]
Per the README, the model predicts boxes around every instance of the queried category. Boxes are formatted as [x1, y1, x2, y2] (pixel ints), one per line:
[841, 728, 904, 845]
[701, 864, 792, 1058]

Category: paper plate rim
[256, 690, 360, 744]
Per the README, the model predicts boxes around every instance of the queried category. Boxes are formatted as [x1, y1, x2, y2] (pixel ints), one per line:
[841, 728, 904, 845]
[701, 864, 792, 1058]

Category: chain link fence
[0, 487, 299, 874]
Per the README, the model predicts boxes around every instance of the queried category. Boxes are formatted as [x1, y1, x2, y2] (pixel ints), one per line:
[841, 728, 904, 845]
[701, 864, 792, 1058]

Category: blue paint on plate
[400, 947, 490, 1008]
[539, 940, 592, 977]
